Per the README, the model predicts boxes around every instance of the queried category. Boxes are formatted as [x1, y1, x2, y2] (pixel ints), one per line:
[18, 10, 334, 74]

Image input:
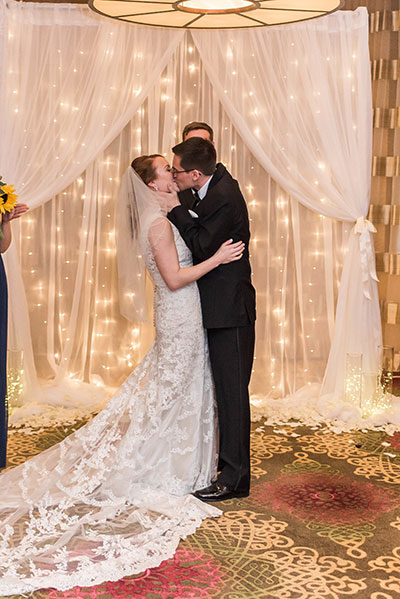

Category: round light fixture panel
[89, 0, 343, 29]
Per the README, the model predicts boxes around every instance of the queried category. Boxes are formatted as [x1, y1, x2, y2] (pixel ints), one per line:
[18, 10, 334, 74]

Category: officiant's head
[172, 138, 216, 192]
[182, 121, 214, 144]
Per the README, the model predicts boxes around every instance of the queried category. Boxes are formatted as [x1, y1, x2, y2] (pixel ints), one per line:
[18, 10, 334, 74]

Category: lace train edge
[0, 503, 221, 596]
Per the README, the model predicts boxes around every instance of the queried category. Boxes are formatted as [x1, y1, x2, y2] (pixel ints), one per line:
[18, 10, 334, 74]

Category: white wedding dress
[0, 223, 220, 595]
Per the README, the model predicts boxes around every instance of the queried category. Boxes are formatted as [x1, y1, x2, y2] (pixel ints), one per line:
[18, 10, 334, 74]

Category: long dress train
[0, 224, 220, 595]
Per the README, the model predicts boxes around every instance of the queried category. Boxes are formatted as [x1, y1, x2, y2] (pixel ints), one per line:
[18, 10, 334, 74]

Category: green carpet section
[3, 420, 400, 599]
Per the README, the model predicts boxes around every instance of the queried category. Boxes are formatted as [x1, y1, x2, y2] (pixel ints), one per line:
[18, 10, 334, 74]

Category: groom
[167, 135, 256, 501]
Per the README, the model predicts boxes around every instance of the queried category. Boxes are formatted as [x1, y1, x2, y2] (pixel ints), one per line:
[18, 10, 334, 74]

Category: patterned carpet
[3, 418, 400, 599]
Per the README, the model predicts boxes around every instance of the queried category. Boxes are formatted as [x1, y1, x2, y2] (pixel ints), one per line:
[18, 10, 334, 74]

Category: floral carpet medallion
[248, 452, 399, 558]
[4, 422, 400, 598]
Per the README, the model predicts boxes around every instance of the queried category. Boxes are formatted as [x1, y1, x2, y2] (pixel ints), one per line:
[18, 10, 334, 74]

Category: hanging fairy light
[89, 0, 343, 29]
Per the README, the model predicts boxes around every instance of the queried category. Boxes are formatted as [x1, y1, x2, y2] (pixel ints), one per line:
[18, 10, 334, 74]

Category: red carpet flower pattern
[46, 548, 223, 599]
[250, 472, 398, 526]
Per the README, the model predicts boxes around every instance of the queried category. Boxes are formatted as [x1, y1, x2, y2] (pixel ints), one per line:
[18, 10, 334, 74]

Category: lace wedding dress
[0, 223, 220, 595]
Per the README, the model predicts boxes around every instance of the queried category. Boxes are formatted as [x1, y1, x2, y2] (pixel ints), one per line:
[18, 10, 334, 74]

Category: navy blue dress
[0, 255, 7, 468]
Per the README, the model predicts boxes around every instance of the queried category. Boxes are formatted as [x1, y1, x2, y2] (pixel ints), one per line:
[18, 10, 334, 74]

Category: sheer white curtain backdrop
[192, 8, 382, 405]
[0, 1, 391, 429]
[0, 0, 183, 408]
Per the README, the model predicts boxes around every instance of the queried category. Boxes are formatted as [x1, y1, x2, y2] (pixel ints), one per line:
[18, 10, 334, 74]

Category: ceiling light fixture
[89, 0, 343, 29]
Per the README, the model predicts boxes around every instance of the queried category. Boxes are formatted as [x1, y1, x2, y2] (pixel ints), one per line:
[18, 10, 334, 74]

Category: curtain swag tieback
[353, 216, 379, 300]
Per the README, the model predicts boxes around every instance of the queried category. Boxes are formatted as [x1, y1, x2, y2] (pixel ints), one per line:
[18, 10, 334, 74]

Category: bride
[0, 154, 244, 595]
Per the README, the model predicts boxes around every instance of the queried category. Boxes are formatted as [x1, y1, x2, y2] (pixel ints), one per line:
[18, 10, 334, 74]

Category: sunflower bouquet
[0, 176, 18, 239]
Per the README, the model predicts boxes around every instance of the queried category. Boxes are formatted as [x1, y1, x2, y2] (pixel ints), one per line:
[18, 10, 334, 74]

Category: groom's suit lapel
[208, 163, 226, 191]
[192, 163, 226, 216]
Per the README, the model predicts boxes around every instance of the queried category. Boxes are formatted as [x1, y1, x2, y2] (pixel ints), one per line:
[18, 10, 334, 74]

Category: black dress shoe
[193, 482, 249, 502]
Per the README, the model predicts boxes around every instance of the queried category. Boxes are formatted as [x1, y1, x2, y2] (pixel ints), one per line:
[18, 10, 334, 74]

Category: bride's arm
[149, 218, 244, 292]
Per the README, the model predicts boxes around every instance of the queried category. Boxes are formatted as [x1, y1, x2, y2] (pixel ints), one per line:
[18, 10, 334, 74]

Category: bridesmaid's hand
[2, 203, 29, 222]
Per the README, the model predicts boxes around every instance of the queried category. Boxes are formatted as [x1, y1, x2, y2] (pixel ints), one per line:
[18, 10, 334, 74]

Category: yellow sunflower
[0, 184, 18, 214]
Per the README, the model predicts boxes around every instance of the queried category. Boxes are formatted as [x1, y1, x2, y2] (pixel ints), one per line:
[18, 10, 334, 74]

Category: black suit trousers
[207, 323, 255, 491]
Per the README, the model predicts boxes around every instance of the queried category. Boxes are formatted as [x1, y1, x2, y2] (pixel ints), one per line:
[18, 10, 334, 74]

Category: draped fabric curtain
[0, 1, 381, 426]
[0, 0, 183, 399]
[192, 8, 382, 401]
[0, 2, 183, 209]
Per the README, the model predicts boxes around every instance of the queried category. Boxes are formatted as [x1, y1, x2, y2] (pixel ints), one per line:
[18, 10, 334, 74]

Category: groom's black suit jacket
[168, 163, 256, 329]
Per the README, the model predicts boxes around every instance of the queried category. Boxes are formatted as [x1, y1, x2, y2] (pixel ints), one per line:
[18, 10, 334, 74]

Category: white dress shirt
[188, 175, 213, 218]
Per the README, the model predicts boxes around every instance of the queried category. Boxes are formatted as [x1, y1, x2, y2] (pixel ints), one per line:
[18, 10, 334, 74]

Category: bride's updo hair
[131, 154, 163, 185]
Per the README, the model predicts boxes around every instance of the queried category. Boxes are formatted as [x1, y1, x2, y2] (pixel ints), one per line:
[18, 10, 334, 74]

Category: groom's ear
[191, 169, 202, 182]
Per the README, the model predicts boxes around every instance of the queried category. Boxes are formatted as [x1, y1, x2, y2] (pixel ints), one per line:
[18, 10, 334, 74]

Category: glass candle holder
[378, 345, 394, 397]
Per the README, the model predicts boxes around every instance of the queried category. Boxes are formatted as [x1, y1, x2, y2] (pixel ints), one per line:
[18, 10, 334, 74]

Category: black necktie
[192, 189, 201, 209]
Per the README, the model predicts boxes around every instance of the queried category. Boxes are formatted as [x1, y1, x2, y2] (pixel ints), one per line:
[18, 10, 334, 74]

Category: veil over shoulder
[116, 166, 168, 323]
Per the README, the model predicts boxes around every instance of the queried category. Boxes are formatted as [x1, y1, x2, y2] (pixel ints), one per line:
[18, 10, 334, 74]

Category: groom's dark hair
[172, 138, 216, 176]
